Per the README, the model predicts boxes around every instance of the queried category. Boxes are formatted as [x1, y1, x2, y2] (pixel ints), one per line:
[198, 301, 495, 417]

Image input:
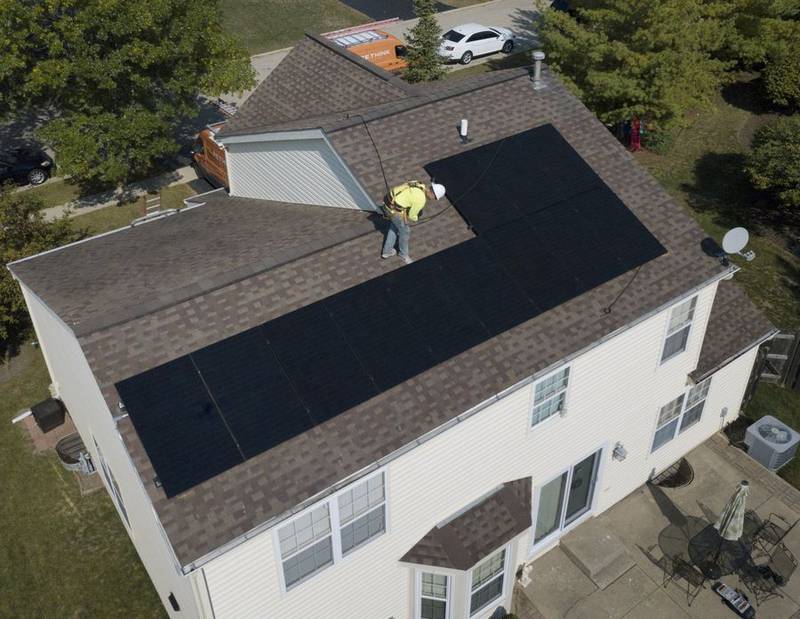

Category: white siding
[226, 136, 374, 211]
[20, 285, 200, 619]
[199, 280, 761, 619]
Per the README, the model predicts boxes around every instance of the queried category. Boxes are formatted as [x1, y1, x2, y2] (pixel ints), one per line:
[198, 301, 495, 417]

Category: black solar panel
[192, 328, 312, 459]
[115, 356, 244, 497]
[262, 305, 379, 424]
[116, 124, 667, 497]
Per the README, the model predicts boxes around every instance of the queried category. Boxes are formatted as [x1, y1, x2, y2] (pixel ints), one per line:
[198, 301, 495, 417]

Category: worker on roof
[381, 181, 446, 264]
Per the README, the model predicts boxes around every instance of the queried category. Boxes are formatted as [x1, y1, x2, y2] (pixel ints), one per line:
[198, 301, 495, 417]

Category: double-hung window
[531, 366, 570, 427]
[418, 572, 449, 619]
[278, 504, 334, 588]
[680, 379, 711, 432]
[651, 378, 712, 452]
[338, 473, 386, 555]
[277, 471, 387, 590]
[469, 548, 507, 616]
[93, 438, 129, 527]
[661, 297, 697, 362]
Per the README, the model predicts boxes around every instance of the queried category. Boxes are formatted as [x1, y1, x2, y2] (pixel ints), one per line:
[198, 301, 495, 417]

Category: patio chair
[670, 556, 706, 606]
[767, 542, 798, 587]
[753, 513, 799, 553]
[739, 561, 783, 606]
[742, 510, 763, 546]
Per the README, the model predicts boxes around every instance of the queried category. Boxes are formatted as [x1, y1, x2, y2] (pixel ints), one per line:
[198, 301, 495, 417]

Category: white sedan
[438, 23, 515, 65]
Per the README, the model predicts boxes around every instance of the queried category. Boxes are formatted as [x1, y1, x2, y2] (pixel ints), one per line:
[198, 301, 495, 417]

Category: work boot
[381, 249, 397, 259]
[400, 254, 413, 265]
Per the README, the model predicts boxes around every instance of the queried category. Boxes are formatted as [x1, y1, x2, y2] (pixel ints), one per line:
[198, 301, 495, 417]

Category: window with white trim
[680, 379, 711, 432]
[418, 572, 449, 619]
[93, 438, 129, 527]
[651, 378, 712, 452]
[469, 548, 506, 616]
[661, 296, 697, 362]
[531, 366, 570, 427]
[278, 504, 334, 588]
[338, 473, 386, 555]
[277, 471, 387, 590]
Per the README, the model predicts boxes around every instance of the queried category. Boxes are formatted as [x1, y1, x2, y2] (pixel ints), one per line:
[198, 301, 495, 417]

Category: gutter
[180, 263, 737, 573]
[690, 327, 780, 384]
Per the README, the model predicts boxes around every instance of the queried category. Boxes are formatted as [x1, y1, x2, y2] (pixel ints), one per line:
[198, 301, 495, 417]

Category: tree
[713, 0, 800, 108]
[763, 37, 800, 109]
[0, 0, 254, 188]
[404, 0, 446, 83]
[539, 0, 733, 126]
[746, 115, 800, 208]
[0, 187, 81, 357]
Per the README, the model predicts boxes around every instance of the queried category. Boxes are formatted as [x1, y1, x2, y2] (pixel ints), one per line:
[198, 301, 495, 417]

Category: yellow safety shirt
[389, 182, 427, 222]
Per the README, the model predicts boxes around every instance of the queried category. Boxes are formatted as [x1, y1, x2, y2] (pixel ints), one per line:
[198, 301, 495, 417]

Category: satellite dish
[721, 227, 755, 262]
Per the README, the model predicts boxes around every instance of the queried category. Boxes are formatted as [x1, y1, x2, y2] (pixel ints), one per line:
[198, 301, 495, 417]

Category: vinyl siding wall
[19, 284, 199, 619]
[198, 278, 761, 619]
[225, 137, 374, 211]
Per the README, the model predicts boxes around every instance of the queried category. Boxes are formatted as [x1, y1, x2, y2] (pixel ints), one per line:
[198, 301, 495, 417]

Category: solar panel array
[116, 124, 666, 497]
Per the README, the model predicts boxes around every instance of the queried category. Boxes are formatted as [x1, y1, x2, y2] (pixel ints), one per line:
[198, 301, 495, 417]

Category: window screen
[420, 572, 448, 619]
[338, 472, 386, 555]
[470, 549, 506, 615]
[532, 367, 570, 427]
[661, 297, 697, 362]
[278, 504, 333, 588]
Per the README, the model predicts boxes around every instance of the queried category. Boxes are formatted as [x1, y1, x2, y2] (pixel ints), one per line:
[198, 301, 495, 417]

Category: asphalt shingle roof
[219, 33, 416, 137]
[10, 36, 771, 568]
[691, 279, 776, 382]
[400, 478, 531, 570]
[9, 192, 379, 336]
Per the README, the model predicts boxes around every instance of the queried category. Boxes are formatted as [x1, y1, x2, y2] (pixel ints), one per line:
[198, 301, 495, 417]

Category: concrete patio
[515, 433, 800, 618]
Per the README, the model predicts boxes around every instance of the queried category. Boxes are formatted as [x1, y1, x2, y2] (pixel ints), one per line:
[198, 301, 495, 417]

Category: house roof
[8, 191, 380, 336]
[400, 478, 532, 571]
[219, 33, 417, 138]
[690, 279, 776, 383]
[10, 36, 753, 568]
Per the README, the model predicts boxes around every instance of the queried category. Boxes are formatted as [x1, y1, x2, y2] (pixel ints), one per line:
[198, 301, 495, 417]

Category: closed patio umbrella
[715, 480, 750, 541]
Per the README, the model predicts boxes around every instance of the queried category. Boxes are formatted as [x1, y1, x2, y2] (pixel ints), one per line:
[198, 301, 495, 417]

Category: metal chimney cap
[532, 50, 546, 61]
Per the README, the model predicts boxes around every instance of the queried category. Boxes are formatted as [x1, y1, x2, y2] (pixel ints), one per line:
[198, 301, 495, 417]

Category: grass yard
[23, 178, 83, 210]
[70, 182, 198, 235]
[0, 350, 164, 618]
[221, 0, 367, 55]
[444, 50, 531, 79]
[744, 383, 800, 489]
[634, 78, 800, 330]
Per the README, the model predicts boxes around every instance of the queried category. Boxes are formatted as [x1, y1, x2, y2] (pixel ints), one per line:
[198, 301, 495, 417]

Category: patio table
[689, 524, 751, 579]
[658, 516, 709, 562]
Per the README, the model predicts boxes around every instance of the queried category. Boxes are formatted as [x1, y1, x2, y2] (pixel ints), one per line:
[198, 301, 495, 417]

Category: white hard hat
[431, 182, 446, 200]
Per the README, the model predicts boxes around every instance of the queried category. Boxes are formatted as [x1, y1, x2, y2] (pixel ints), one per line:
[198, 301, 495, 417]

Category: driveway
[238, 0, 540, 105]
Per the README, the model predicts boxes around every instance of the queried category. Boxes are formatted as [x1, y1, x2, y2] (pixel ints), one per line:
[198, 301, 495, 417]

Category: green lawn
[444, 50, 532, 79]
[634, 81, 800, 331]
[24, 178, 83, 210]
[0, 350, 164, 618]
[221, 0, 367, 55]
[70, 183, 198, 235]
[744, 383, 800, 488]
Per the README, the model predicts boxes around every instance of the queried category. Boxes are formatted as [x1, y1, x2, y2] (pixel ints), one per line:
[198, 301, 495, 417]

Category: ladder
[143, 192, 161, 216]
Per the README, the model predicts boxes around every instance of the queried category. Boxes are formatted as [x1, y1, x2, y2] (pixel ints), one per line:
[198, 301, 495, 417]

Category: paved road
[234, 0, 540, 105]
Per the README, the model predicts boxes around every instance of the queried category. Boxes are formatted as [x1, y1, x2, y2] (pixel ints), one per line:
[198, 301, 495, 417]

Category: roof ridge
[325, 66, 532, 133]
[303, 32, 420, 96]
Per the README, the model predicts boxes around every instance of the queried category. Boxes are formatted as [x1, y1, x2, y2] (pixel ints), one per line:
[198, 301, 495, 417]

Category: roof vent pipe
[531, 50, 546, 90]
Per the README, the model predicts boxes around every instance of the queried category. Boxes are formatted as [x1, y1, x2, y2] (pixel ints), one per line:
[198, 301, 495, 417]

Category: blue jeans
[382, 213, 410, 257]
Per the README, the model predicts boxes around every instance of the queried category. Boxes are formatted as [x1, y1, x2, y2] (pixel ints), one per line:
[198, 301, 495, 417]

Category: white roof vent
[745, 415, 800, 471]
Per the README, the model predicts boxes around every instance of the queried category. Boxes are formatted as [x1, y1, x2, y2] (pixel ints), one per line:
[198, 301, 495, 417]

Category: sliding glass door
[532, 449, 601, 549]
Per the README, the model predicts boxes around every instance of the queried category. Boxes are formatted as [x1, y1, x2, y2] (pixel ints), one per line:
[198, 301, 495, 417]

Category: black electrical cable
[602, 265, 643, 314]
[349, 114, 391, 197]
[412, 135, 508, 227]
